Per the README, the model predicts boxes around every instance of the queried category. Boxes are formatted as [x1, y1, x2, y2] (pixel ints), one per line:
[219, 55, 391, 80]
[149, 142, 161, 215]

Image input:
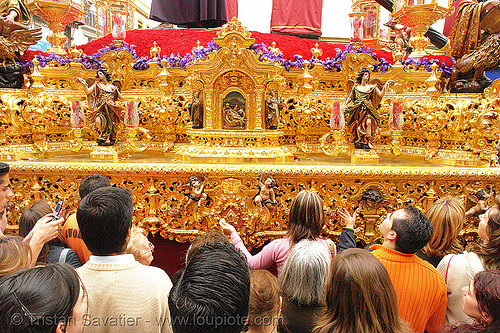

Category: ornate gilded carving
[216, 17, 253, 41]
[6, 162, 500, 247]
[311, 43, 323, 60]
[0, 19, 498, 168]
[393, 3, 452, 58]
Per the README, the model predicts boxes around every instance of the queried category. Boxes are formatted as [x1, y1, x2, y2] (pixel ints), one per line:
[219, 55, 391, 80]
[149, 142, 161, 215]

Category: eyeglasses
[140, 242, 154, 257]
[12, 291, 37, 324]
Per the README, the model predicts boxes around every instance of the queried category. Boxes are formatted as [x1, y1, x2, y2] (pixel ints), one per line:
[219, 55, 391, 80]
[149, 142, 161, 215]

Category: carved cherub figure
[183, 176, 208, 210]
[466, 189, 494, 217]
[254, 171, 277, 212]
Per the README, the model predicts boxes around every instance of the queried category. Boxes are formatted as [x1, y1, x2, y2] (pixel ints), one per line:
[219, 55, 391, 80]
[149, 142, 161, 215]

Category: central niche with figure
[222, 91, 247, 130]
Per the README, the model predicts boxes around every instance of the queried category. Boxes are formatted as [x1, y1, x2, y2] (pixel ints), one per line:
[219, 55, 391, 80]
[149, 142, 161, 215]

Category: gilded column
[254, 87, 264, 130]
[205, 86, 214, 129]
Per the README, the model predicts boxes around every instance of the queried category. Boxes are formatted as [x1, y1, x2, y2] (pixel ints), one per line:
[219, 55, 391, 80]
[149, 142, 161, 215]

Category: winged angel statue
[0, 0, 42, 88]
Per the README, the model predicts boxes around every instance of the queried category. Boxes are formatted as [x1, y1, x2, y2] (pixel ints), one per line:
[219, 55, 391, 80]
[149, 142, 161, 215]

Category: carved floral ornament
[1, 19, 500, 244]
[6, 162, 500, 247]
[2, 48, 500, 165]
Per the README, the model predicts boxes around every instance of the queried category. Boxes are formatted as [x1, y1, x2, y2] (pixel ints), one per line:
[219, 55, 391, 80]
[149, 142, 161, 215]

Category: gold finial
[30, 58, 45, 91]
[425, 62, 440, 95]
[68, 46, 83, 59]
[311, 43, 322, 59]
[195, 40, 202, 49]
[269, 41, 281, 56]
[150, 41, 161, 60]
[216, 17, 252, 38]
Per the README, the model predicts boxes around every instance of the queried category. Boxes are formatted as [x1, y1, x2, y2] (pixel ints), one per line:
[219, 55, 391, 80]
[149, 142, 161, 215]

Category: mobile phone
[51, 201, 63, 222]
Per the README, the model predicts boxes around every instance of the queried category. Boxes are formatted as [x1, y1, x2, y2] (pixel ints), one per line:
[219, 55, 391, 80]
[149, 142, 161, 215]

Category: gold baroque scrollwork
[1, 20, 500, 166]
[100, 50, 135, 90]
[6, 163, 500, 247]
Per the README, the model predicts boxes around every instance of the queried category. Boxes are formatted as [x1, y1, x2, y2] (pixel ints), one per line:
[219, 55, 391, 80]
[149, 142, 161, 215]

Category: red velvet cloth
[149, 233, 277, 278]
[149, 233, 190, 277]
[225, 0, 238, 20]
[20, 29, 452, 68]
[443, 0, 463, 37]
[270, 0, 323, 35]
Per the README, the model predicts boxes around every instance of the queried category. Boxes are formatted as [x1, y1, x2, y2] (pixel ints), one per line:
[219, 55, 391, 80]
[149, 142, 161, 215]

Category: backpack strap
[59, 248, 70, 263]
[445, 254, 455, 284]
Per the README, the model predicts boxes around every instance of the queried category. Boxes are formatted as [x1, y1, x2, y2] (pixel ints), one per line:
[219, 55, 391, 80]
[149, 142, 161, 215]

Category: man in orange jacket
[372, 205, 447, 333]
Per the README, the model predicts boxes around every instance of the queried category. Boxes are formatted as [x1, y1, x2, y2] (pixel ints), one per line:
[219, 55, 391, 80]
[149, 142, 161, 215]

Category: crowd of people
[0, 160, 500, 333]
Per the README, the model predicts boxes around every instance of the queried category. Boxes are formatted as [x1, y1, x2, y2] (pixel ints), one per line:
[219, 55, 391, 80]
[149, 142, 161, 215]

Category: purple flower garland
[16, 40, 453, 75]
[401, 57, 453, 74]
[250, 42, 453, 74]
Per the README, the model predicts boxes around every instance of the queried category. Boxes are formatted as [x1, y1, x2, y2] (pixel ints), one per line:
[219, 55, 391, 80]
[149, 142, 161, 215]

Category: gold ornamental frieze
[0, 20, 499, 165]
[5, 162, 499, 247]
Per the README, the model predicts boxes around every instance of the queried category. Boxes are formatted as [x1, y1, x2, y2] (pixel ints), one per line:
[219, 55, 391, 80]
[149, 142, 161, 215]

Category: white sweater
[436, 251, 484, 325]
[77, 255, 173, 333]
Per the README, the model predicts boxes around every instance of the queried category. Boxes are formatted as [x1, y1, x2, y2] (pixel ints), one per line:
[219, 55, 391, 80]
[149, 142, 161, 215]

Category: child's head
[125, 226, 154, 265]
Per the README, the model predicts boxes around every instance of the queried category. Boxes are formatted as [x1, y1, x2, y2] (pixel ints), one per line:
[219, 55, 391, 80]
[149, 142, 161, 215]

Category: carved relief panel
[213, 71, 257, 129]
[222, 91, 247, 130]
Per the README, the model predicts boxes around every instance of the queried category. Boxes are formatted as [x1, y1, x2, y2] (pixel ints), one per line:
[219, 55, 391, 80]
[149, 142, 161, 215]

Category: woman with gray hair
[279, 239, 331, 333]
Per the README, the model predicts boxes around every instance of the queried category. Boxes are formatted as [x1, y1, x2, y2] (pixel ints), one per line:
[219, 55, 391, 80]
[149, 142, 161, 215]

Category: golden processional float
[2, 2, 500, 248]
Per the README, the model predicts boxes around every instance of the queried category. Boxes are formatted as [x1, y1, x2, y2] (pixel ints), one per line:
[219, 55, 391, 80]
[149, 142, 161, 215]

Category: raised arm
[76, 77, 95, 96]
[336, 208, 357, 253]
[256, 171, 264, 188]
[219, 218, 278, 269]
[375, 80, 394, 98]
[6, 9, 18, 22]
[115, 88, 124, 100]
[23, 213, 64, 266]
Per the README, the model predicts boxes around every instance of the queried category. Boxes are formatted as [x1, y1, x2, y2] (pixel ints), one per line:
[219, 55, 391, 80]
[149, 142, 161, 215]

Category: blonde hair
[286, 190, 325, 244]
[248, 270, 280, 328]
[0, 236, 31, 277]
[125, 226, 149, 261]
[422, 197, 464, 257]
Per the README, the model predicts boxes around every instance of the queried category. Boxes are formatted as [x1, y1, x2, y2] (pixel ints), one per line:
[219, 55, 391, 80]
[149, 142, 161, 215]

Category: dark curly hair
[356, 68, 370, 84]
[476, 189, 487, 201]
[361, 189, 384, 203]
[96, 67, 112, 82]
[442, 271, 500, 333]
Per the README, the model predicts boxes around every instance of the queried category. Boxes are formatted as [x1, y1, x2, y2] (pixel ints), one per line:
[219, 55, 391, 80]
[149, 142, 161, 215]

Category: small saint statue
[344, 68, 393, 149]
[76, 67, 124, 146]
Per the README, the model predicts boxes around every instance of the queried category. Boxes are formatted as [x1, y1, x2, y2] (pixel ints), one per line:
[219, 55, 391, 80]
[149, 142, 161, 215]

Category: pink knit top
[230, 232, 332, 275]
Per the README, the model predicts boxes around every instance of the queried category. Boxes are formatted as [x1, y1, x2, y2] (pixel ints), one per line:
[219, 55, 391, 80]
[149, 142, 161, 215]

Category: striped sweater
[372, 245, 447, 333]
